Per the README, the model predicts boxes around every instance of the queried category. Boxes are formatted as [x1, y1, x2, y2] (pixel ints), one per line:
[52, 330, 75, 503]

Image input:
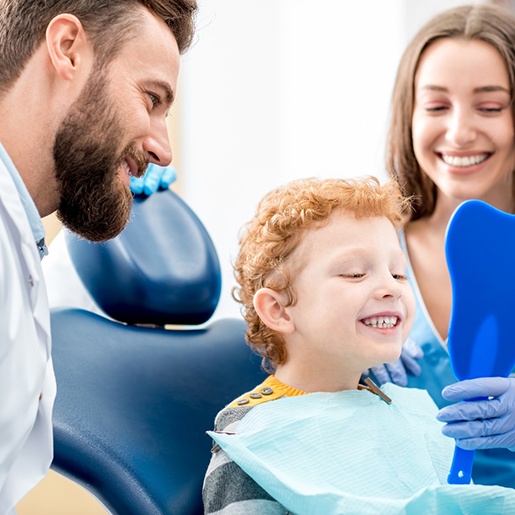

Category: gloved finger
[400, 353, 422, 377]
[142, 163, 177, 195]
[368, 364, 392, 386]
[441, 413, 515, 440]
[437, 395, 511, 422]
[441, 377, 511, 402]
[130, 175, 145, 194]
[454, 428, 515, 450]
[142, 163, 163, 196]
[385, 361, 408, 387]
[158, 164, 177, 189]
[403, 337, 424, 360]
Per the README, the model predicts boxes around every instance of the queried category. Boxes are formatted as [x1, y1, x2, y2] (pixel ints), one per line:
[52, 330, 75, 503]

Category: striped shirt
[203, 376, 308, 514]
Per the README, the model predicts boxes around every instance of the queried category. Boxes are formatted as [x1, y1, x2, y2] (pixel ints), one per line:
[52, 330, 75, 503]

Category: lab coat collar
[0, 143, 48, 259]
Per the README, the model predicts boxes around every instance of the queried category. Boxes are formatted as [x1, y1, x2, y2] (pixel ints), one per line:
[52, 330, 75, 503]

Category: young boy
[202, 177, 515, 515]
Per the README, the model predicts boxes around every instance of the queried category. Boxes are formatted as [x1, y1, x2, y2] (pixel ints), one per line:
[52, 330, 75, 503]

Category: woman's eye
[425, 105, 447, 113]
[479, 106, 503, 113]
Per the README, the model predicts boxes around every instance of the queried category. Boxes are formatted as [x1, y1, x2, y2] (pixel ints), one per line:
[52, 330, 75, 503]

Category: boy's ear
[253, 288, 295, 334]
[46, 14, 89, 81]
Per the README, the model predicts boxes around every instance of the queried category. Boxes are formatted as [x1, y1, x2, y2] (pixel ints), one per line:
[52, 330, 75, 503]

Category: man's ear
[253, 288, 295, 334]
[46, 14, 88, 81]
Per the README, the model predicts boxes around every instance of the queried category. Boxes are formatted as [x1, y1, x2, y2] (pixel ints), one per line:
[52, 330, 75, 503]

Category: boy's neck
[274, 363, 362, 393]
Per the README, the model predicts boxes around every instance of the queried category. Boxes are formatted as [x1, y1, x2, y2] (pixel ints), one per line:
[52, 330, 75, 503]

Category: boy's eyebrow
[326, 249, 368, 266]
[328, 247, 407, 263]
[330, 247, 369, 258]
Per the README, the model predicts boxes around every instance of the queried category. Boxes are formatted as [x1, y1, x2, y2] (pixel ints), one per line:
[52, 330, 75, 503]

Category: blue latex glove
[363, 338, 423, 387]
[437, 377, 515, 450]
[130, 163, 177, 196]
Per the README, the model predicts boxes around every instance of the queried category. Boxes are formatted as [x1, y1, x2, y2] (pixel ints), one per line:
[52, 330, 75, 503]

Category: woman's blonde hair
[233, 176, 408, 372]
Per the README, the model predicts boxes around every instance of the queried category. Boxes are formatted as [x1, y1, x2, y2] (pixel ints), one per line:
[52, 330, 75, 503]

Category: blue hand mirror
[445, 199, 515, 484]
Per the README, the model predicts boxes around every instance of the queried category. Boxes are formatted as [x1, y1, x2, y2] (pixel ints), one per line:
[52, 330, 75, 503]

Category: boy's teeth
[441, 154, 488, 167]
[363, 316, 397, 328]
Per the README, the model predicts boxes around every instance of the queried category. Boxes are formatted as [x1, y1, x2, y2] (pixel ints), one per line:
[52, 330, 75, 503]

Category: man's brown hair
[0, 0, 197, 93]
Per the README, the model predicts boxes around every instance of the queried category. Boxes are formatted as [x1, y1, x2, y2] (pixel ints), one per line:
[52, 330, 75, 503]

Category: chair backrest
[50, 189, 265, 514]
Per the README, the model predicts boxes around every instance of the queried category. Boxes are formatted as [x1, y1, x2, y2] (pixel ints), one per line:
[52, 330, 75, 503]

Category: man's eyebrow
[147, 80, 175, 105]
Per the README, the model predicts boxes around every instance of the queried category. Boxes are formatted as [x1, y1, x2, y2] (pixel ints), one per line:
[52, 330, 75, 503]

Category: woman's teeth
[441, 154, 489, 167]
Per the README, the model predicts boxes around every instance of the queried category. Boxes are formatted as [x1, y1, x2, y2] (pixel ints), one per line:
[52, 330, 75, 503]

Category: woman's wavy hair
[386, 3, 515, 221]
[233, 176, 409, 372]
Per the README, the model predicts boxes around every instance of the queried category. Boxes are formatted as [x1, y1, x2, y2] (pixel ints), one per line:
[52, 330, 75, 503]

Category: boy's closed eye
[339, 273, 366, 279]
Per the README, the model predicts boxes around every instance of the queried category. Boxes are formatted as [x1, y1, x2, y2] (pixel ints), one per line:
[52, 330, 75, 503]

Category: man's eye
[149, 93, 161, 108]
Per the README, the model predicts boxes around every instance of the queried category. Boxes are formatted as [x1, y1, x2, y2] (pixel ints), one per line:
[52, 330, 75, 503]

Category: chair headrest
[65, 189, 221, 326]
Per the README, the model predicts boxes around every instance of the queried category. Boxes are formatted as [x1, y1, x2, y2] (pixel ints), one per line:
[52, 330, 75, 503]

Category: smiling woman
[379, 1, 515, 490]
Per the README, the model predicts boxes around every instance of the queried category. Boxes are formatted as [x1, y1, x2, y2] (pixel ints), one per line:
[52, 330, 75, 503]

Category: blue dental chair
[50, 189, 265, 514]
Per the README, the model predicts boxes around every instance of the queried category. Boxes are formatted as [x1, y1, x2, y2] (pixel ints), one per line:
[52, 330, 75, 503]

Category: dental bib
[209, 384, 515, 514]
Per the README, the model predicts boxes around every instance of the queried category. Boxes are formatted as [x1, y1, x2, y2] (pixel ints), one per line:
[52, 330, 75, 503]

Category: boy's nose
[375, 275, 403, 299]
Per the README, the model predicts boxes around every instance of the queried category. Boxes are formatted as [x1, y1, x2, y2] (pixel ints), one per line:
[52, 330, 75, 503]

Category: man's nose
[144, 117, 173, 166]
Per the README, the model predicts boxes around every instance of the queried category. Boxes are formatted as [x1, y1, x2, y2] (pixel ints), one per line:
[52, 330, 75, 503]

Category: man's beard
[53, 69, 148, 242]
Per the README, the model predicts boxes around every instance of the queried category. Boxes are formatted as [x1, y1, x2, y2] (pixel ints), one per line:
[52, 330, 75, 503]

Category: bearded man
[0, 0, 197, 511]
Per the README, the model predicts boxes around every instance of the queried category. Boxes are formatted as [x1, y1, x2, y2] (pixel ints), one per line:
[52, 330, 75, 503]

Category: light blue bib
[210, 384, 515, 514]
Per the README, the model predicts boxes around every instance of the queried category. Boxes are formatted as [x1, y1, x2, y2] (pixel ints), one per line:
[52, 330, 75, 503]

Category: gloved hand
[437, 377, 515, 450]
[130, 163, 177, 196]
[363, 338, 423, 387]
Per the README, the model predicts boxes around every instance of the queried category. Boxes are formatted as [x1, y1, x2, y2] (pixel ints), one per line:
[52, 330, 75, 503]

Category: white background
[176, 0, 482, 321]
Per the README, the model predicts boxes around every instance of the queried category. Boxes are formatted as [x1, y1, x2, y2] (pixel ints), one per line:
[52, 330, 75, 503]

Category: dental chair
[50, 189, 265, 514]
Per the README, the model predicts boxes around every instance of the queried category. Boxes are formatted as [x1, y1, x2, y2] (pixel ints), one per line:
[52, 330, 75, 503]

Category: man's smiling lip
[125, 155, 144, 178]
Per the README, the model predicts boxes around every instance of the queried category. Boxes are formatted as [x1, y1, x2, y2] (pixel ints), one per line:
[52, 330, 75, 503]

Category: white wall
[176, 0, 485, 322]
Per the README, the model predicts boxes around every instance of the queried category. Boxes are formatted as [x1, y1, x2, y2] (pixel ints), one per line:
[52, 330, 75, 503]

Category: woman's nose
[445, 107, 476, 147]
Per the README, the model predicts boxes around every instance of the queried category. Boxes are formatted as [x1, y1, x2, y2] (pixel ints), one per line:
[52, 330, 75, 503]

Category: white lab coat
[0, 161, 56, 513]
